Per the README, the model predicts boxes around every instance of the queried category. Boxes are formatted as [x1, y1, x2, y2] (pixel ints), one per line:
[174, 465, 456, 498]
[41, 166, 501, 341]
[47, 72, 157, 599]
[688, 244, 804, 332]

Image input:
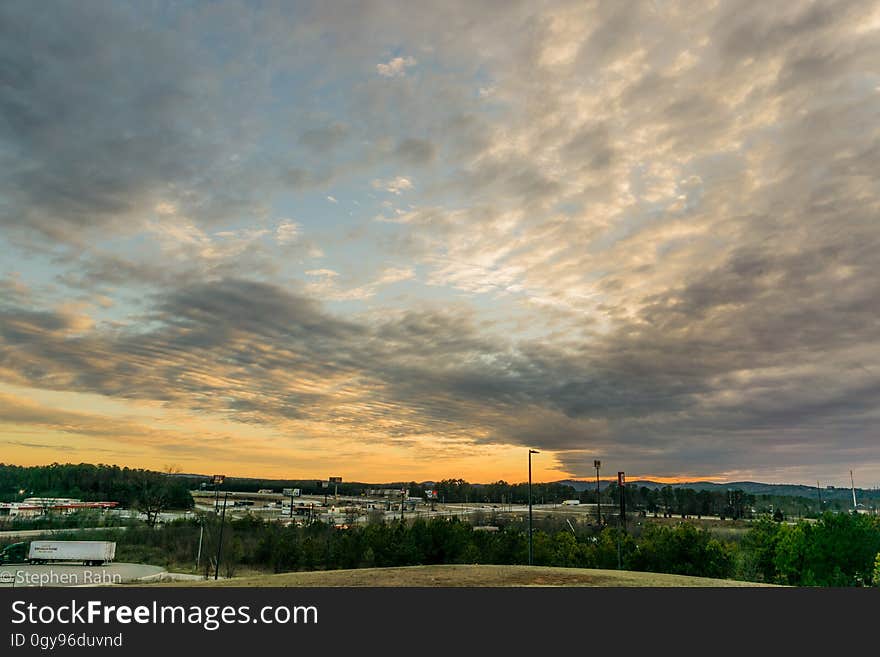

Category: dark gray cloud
[299, 124, 350, 152]
[0, 1, 351, 245]
[1, 2, 215, 239]
[394, 138, 437, 166]
[2, 264, 879, 481]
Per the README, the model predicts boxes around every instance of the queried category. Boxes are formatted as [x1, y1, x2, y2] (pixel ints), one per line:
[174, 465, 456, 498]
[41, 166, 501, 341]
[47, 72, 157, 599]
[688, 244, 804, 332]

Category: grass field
[151, 564, 777, 587]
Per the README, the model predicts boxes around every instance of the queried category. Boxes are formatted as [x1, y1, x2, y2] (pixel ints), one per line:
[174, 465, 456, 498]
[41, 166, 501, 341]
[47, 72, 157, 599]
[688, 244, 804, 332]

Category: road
[0, 562, 164, 588]
[0, 526, 128, 539]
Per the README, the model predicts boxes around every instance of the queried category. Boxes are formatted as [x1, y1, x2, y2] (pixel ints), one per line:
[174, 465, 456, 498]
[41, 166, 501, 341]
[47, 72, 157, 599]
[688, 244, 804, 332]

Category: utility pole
[528, 449, 539, 565]
[196, 518, 204, 570]
[851, 470, 858, 513]
[817, 481, 822, 516]
[594, 460, 602, 525]
[214, 492, 228, 580]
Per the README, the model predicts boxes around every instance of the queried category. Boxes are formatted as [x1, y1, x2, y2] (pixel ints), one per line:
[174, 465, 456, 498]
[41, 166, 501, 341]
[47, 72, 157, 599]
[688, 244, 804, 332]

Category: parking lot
[0, 562, 164, 588]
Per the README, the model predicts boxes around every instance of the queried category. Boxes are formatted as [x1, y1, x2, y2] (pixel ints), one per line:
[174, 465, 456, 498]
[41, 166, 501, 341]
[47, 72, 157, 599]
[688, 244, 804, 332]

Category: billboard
[211, 474, 225, 485]
[283, 488, 301, 497]
[328, 476, 342, 484]
[425, 489, 438, 499]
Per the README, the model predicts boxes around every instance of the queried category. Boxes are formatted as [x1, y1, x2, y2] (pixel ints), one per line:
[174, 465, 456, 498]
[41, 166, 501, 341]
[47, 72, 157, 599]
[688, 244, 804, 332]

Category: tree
[133, 472, 171, 526]
[660, 486, 674, 517]
[800, 512, 880, 586]
[741, 518, 783, 582]
[133, 466, 192, 526]
[224, 536, 244, 578]
[773, 523, 808, 585]
[696, 490, 713, 517]
[628, 522, 734, 579]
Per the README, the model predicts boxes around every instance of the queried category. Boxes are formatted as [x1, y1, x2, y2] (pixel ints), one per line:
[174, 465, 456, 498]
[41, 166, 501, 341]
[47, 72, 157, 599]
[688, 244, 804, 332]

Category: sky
[1, 1, 879, 487]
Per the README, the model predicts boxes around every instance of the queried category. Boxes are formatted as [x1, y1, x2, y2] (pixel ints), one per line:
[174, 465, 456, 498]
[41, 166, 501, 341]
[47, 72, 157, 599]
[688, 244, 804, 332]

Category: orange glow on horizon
[0, 383, 733, 486]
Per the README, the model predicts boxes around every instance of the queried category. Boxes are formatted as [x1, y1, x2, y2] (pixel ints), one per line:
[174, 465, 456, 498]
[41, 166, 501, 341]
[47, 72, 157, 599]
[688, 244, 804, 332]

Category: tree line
[0, 463, 194, 519]
[28, 510, 878, 586]
[2, 463, 869, 527]
[432, 479, 829, 520]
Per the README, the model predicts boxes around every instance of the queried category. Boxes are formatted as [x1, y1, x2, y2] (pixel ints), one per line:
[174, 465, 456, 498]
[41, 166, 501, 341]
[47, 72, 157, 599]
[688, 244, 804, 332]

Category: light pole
[196, 516, 204, 571]
[594, 460, 602, 525]
[528, 449, 539, 566]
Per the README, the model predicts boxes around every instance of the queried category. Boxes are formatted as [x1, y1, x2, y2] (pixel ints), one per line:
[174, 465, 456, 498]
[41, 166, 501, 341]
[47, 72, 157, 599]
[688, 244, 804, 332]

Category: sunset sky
[1, 1, 879, 487]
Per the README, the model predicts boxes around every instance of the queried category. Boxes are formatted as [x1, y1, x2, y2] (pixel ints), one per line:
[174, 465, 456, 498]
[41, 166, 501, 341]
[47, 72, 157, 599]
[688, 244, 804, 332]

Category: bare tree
[133, 466, 181, 527]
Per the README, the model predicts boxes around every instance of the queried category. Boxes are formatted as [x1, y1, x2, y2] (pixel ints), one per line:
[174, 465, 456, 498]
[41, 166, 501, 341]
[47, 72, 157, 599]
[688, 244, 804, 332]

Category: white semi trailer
[27, 541, 116, 566]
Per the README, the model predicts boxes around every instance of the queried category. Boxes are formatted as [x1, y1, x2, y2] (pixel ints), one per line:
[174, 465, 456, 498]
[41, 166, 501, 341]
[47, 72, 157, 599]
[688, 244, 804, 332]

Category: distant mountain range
[555, 479, 879, 500]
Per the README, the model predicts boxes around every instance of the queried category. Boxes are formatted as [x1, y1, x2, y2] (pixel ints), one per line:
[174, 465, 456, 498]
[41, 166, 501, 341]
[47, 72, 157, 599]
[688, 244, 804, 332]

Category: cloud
[394, 138, 436, 165]
[371, 176, 414, 195]
[0, 2, 350, 247]
[0, 260, 873, 479]
[146, 217, 271, 269]
[305, 267, 415, 300]
[2, 1, 879, 483]
[275, 221, 300, 245]
[298, 123, 350, 152]
[376, 55, 417, 77]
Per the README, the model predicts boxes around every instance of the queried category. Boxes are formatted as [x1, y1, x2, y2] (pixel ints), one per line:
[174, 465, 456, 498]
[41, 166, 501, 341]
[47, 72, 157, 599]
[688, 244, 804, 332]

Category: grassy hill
[153, 564, 776, 587]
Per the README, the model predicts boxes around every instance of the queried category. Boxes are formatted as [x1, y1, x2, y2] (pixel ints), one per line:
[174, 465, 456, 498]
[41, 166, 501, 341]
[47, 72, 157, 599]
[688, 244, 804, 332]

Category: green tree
[773, 522, 807, 585]
[629, 522, 734, 579]
[740, 518, 783, 582]
[800, 513, 880, 586]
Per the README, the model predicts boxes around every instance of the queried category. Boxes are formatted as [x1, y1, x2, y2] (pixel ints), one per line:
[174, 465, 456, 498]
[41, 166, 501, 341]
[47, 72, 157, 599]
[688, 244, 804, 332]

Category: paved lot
[0, 562, 164, 587]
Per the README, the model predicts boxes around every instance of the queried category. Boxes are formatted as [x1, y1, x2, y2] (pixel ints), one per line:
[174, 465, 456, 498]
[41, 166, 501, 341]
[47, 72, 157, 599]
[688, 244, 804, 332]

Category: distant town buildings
[0, 498, 118, 518]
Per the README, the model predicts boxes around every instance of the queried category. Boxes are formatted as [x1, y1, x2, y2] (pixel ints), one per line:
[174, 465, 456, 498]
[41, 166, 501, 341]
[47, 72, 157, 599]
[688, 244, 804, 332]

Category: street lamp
[594, 460, 602, 525]
[528, 449, 539, 566]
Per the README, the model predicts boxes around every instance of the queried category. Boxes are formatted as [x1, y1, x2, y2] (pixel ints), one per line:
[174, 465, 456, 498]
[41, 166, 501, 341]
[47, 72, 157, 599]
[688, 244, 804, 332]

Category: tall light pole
[528, 449, 539, 566]
[594, 460, 602, 525]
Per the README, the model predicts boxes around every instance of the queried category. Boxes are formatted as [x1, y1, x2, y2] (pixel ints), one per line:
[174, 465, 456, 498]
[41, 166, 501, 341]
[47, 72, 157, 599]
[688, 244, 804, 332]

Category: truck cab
[0, 542, 29, 565]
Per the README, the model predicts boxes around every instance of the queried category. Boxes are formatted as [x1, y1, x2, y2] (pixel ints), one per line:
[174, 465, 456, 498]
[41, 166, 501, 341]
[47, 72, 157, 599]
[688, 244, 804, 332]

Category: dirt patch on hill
[150, 564, 775, 587]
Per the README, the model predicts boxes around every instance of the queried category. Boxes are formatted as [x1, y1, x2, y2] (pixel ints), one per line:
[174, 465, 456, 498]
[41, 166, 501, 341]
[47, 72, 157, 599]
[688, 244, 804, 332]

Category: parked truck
[0, 541, 116, 566]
